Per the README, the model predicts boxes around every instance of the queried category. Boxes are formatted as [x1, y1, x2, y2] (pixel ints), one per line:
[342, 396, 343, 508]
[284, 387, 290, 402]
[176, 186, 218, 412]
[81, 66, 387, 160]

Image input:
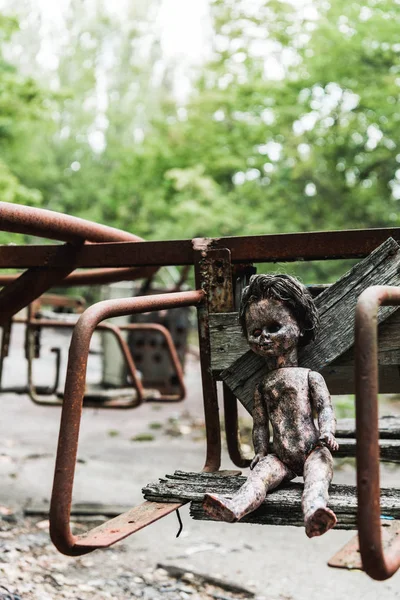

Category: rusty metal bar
[4, 228, 400, 270]
[20, 319, 185, 406]
[72, 501, 185, 549]
[7, 316, 186, 409]
[355, 285, 400, 580]
[0, 203, 157, 296]
[193, 246, 229, 473]
[223, 384, 251, 468]
[0, 266, 156, 287]
[24, 318, 144, 407]
[0, 319, 12, 390]
[50, 289, 204, 555]
[0, 202, 143, 243]
[0, 243, 83, 325]
[32, 294, 86, 313]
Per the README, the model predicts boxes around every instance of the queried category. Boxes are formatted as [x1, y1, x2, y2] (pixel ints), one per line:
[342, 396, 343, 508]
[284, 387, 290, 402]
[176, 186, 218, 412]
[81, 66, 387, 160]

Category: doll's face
[245, 297, 301, 359]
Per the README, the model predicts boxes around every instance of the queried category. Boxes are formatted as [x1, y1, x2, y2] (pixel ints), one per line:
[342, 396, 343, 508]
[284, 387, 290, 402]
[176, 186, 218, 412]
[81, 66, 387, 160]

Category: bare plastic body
[203, 276, 339, 537]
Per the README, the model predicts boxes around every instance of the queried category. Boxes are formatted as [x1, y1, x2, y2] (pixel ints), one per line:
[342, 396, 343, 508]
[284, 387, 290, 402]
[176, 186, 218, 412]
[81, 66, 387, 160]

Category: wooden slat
[333, 438, 400, 462]
[210, 310, 400, 372]
[219, 239, 400, 407]
[210, 312, 248, 371]
[301, 237, 400, 369]
[142, 471, 400, 530]
[336, 415, 400, 439]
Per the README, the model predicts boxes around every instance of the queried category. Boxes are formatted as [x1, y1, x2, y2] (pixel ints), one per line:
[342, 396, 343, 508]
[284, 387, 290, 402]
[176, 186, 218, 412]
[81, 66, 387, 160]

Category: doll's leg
[203, 455, 294, 522]
[302, 446, 336, 538]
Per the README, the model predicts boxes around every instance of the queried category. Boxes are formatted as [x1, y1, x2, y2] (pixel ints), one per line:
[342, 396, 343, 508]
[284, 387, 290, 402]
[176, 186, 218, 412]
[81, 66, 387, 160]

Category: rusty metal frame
[49, 289, 204, 555]
[7, 313, 185, 406]
[0, 204, 399, 569]
[223, 383, 251, 469]
[6, 227, 400, 272]
[0, 202, 158, 326]
[31, 293, 86, 314]
[355, 285, 400, 580]
[24, 317, 144, 408]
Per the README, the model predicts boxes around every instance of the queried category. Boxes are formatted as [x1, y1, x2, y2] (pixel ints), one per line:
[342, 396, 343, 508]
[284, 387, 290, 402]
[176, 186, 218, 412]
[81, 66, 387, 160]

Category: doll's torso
[260, 367, 320, 475]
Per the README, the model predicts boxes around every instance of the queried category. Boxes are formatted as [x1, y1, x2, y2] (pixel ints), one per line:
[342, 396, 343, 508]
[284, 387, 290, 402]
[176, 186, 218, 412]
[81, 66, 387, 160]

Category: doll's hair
[238, 273, 320, 347]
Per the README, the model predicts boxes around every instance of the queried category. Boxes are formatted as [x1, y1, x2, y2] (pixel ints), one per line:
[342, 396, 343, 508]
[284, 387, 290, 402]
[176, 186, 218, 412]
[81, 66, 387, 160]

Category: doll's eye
[253, 329, 262, 336]
[269, 323, 281, 333]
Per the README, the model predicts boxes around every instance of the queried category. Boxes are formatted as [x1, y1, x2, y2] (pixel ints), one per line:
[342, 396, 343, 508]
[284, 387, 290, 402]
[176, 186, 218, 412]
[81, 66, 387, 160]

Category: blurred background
[1, 4, 400, 598]
[0, 0, 399, 283]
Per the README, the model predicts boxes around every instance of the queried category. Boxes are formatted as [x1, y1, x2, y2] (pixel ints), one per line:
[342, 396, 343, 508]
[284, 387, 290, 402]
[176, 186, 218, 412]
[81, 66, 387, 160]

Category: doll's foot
[305, 506, 337, 538]
[203, 493, 238, 522]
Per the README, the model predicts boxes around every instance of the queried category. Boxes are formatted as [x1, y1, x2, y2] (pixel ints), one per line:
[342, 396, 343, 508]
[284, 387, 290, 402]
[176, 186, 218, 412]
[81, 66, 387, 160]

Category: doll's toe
[305, 506, 337, 538]
[203, 493, 238, 522]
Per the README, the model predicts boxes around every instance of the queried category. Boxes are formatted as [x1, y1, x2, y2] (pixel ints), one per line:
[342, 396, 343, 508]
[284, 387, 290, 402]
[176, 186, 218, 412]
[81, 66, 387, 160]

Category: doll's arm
[309, 371, 339, 452]
[251, 384, 270, 469]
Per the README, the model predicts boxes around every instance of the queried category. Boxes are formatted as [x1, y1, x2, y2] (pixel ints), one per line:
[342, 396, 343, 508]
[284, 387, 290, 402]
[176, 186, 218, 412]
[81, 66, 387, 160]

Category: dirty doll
[203, 274, 339, 537]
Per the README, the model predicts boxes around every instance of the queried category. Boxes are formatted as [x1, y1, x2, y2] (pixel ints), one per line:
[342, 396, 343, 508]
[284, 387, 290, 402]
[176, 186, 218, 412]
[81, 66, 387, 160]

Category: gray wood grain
[142, 471, 400, 530]
[210, 309, 400, 371]
[218, 238, 400, 408]
[302, 237, 400, 369]
[336, 415, 400, 439]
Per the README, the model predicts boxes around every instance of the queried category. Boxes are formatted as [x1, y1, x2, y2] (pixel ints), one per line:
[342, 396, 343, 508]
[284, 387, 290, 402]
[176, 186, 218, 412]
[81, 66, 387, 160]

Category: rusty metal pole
[223, 383, 251, 468]
[223, 263, 256, 468]
[355, 285, 400, 580]
[50, 289, 205, 556]
[0, 243, 84, 325]
[0, 203, 158, 321]
[12, 318, 186, 405]
[24, 319, 145, 407]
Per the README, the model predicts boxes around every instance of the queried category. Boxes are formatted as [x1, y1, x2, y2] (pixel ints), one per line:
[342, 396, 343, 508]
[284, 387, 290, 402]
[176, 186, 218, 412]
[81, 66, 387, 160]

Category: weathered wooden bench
[0, 203, 399, 580]
[143, 237, 400, 580]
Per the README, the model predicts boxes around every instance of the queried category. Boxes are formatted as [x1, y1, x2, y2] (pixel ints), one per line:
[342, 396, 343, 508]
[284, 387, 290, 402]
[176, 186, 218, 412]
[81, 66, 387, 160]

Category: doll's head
[239, 274, 319, 359]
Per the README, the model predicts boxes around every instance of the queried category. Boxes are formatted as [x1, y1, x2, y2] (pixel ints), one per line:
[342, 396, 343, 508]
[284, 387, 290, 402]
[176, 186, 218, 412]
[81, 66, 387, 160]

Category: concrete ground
[0, 323, 399, 599]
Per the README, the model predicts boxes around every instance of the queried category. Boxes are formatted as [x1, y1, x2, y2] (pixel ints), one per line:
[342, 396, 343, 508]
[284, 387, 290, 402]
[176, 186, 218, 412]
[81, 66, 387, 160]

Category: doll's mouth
[254, 342, 274, 352]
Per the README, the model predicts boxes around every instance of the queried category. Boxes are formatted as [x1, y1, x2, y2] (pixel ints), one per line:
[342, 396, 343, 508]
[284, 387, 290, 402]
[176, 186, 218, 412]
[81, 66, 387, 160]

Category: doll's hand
[320, 434, 339, 452]
[250, 453, 266, 470]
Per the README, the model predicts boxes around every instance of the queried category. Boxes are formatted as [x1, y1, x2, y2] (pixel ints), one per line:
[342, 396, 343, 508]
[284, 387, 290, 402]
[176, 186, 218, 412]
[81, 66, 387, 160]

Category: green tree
[102, 0, 400, 279]
[0, 15, 43, 207]
[3, 0, 400, 282]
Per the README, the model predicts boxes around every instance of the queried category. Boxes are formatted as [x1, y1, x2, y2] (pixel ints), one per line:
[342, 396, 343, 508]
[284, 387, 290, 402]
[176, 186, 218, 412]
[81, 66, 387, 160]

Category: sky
[156, 0, 212, 99]
[0, 0, 213, 101]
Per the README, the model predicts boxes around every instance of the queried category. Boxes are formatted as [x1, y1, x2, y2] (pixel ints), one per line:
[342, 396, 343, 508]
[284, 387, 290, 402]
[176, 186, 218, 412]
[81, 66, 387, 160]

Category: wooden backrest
[208, 238, 400, 407]
[209, 309, 400, 396]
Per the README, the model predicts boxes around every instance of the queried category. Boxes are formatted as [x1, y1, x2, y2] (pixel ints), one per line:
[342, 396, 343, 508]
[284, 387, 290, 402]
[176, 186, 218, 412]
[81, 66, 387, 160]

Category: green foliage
[0, 14, 47, 244]
[2, 1, 400, 281]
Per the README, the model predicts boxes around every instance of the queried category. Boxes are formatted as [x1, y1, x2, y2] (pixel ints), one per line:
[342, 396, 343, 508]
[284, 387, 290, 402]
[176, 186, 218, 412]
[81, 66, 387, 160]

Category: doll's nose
[260, 330, 270, 341]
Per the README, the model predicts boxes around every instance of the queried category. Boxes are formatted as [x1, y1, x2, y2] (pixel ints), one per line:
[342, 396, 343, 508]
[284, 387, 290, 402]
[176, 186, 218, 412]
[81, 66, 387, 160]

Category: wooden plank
[301, 237, 400, 370]
[321, 365, 400, 395]
[210, 314, 400, 395]
[210, 312, 248, 371]
[214, 362, 400, 408]
[142, 471, 400, 530]
[220, 238, 400, 408]
[333, 438, 400, 462]
[210, 309, 400, 372]
[336, 415, 400, 439]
